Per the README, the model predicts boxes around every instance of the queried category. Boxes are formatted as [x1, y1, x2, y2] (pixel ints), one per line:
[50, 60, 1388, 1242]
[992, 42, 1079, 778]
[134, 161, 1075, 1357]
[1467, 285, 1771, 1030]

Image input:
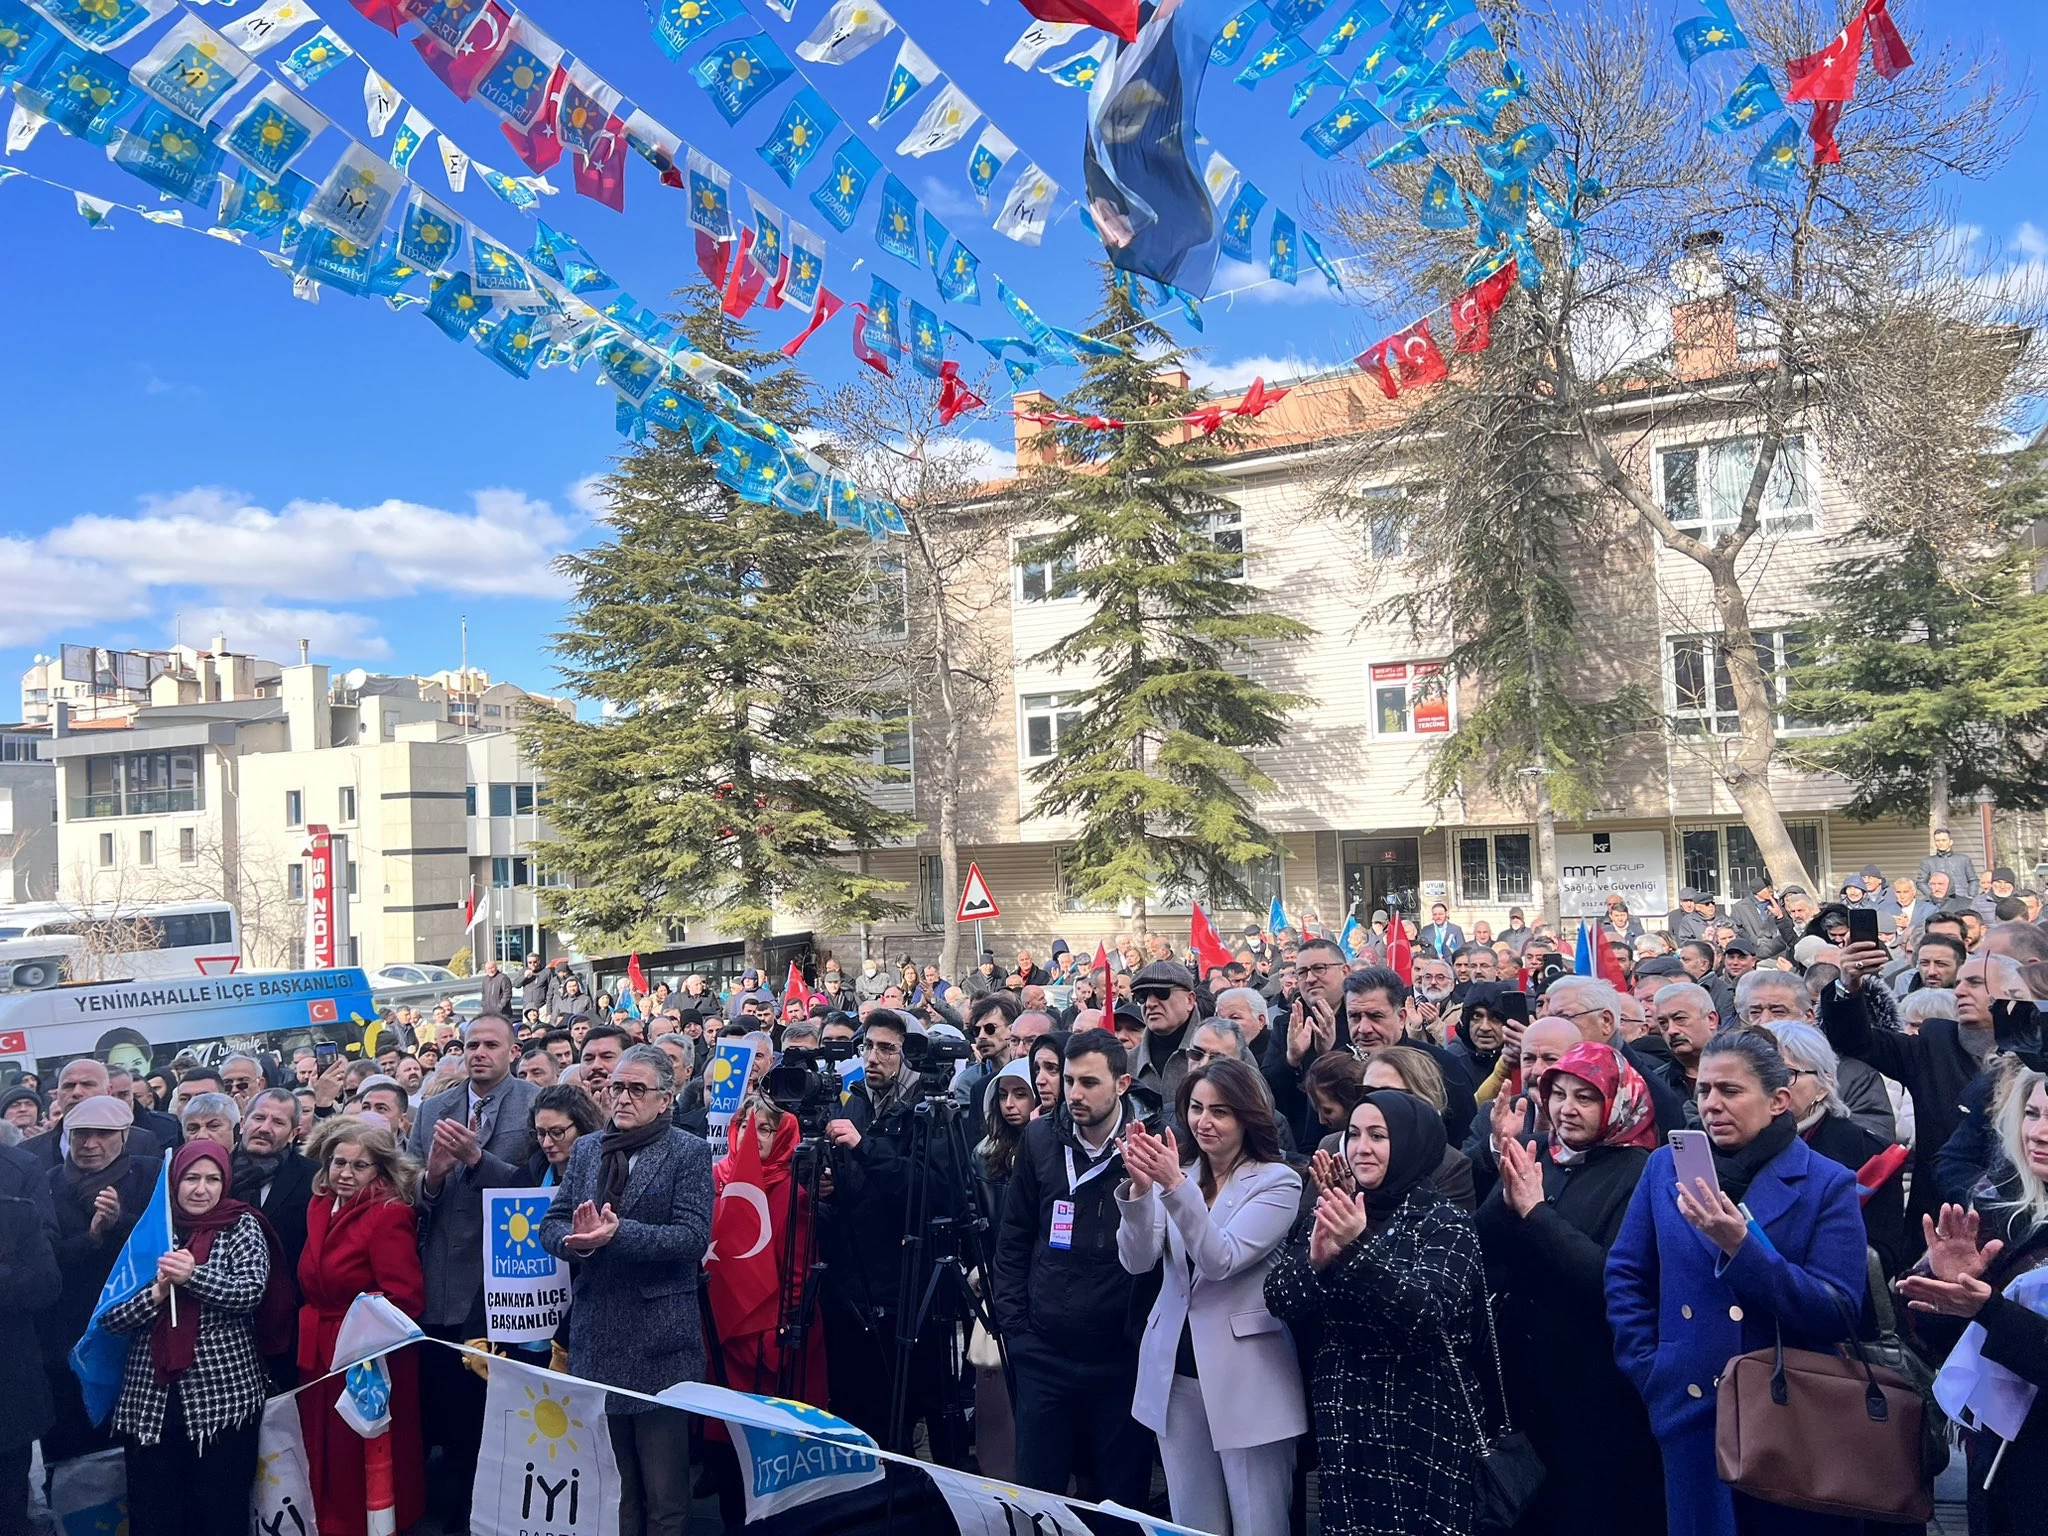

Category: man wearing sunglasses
[951, 992, 1020, 1143]
[1127, 959, 1202, 1118]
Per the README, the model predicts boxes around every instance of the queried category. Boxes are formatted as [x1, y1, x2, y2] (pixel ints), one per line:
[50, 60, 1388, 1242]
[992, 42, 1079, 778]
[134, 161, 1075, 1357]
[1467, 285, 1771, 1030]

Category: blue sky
[1, 0, 2042, 706]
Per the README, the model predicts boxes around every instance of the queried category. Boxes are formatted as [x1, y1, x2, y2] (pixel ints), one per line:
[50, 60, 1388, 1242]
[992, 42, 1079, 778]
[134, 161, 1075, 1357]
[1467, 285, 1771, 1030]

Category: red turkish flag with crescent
[412, 3, 510, 101]
[1189, 901, 1235, 977]
[1357, 319, 1449, 400]
[1014, 0, 1139, 42]
[1385, 912, 1414, 986]
[707, 1112, 783, 1340]
[1451, 261, 1518, 353]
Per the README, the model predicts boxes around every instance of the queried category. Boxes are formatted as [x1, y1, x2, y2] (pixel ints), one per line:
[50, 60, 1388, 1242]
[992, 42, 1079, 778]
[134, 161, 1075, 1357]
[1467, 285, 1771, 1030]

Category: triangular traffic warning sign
[957, 861, 1001, 922]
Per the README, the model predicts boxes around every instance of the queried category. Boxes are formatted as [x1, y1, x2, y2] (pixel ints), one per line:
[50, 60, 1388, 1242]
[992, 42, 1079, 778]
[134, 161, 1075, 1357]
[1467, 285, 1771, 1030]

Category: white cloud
[1187, 353, 1335, 393]
[916, 176, 983, 222]
[950, 436, 1016, 481]
[1210, 258, 1343, 307]
[567, 473, 612, 521]
[168, 605, 392, 663]
[0, 538, 152, 647]
[43, 486, 571, 598]
[2014, 222, 2047, 260]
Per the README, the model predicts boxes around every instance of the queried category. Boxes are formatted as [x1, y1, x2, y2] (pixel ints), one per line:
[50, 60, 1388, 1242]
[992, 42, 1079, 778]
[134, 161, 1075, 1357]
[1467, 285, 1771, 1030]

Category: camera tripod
[885, 1089, 1006, 1459]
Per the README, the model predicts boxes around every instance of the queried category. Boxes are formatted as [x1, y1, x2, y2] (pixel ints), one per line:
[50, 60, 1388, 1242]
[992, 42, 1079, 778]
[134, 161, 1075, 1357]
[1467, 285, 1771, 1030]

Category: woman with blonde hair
[296, 1116, 427, 1536]
[1899, 1065, 2048, 1534]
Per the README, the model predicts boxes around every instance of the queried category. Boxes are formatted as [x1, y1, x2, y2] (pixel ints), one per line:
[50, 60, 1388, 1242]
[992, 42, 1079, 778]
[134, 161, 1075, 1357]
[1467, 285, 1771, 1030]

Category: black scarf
[596, 1117, 669, 1212]
[1362, 1090, 1447, 1221]
[231, 1147, 285, 1197]
[60, 1146, 136, 1216]
[1710, 1112, 1798, 1203]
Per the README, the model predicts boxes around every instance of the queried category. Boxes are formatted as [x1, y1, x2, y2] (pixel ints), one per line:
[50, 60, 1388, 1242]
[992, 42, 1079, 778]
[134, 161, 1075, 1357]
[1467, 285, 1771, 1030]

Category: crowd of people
[2, 838, 2046, 1536]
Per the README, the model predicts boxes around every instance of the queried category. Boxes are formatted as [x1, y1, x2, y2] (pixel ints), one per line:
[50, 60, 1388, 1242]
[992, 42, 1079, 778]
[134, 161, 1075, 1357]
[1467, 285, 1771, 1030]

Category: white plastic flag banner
[251, 1395, 321, 1536]
[331, 1292, 425, 1371]
[924, 1464, 1090, 1536]
[220, 0, 321, 53]
[895, 80, 980, 158]
[389, 104, 432, 172]
[993, 160, 1060, 245]
[304, 140, 406, 244]
[1004, 18, 1084, 68]
[657, 1383, 882, 1523]
[868, 37, 937, 127]
[481, 1188, 569, 1344]
[1202, 147, 1240, 207]
[1933, 1265, 2048, 1439]
[472, 1356, 621, 1536]
[362, 69, 402, 137]
[795, 0, 896, 65]
[131, 14, 258, 125]
[1096, 1503, 1216, 1536]
[439, 133, 470, 192]
[7, 100, 47, 152]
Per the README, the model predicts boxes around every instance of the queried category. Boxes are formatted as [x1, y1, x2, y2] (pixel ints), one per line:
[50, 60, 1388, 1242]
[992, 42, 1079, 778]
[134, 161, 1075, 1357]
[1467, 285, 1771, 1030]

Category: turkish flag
[722, 228, 768, 318]
[1014, 0, 1138, 42]
[850, 304, 896, 377]
[1189, 901, 1234, 977]
[627, 953, 647, 995]
[573, 115, 629, 211]
[1594, 926, 1631, 991]
[1451, 261, 1518, 353]
[1234, 376, 1289, 418]
[1864, 0, 1912, 79]
[1786, 12, 1868, 103]
[695, 230, 732, 288]
[707, 1112, 783, 1339]
[1090, 940, 1111, 987]
[499, 66, 565, 172]
[1184, 403, 1226, 436]
[783, 962, 812, 1017]
[1357, 319, 1449, 400]
[1807, 99, 1846, 165]
[779, 288, 844, 359]
[938, 360, 987, 425]
[1385, 913, 1414, 987]
[347, 0, 404, 33]
[412, 3, 509, 100]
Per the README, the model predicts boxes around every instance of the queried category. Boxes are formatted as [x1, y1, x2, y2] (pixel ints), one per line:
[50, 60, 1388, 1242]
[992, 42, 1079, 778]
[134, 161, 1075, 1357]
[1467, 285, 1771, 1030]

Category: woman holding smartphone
[1604, 1030, 1868, 1536]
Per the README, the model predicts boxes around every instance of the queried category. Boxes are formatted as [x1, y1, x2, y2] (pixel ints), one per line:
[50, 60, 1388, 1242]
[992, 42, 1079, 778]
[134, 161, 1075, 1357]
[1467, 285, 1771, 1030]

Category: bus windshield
[0, 968, 378, 1080]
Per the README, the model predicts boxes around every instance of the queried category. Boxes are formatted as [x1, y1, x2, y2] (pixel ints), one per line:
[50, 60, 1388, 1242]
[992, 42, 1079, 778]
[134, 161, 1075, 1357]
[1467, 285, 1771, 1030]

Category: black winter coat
[1264, 1186, 1484, 1536]
[820, 1073, 966, 1321]
[992, 1102, 1154, 1354]
[1801, 1112, 1906, 1280]
[0, 1195, 61, 1453]
[1474, 1143, 1663, 1536]
[43, 1154, 162, 1367]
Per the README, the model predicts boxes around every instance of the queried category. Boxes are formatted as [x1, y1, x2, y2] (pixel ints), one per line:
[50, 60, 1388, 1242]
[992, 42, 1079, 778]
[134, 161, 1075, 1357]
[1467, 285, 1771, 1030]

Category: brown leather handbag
[1714, 1288, 1934, 1525]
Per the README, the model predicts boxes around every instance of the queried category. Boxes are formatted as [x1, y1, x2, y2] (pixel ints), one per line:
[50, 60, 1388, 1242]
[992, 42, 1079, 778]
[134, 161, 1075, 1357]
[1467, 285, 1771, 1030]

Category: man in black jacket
[478, 959, 514, 1018]
[992, 1027, 1153, 1508]
[821, 1013, 970, 1464]
[232, 1087, 316, 1386]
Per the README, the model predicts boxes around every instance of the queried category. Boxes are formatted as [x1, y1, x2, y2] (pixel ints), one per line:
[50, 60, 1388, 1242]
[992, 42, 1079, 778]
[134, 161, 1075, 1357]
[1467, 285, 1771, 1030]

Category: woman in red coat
[296, 1116, 427, 1536]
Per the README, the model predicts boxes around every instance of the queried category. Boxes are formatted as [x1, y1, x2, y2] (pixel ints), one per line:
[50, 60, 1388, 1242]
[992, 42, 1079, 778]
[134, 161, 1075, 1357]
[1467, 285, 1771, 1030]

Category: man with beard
[232, 1087, 316, 1384]
[1411, 955, 1457, 1042]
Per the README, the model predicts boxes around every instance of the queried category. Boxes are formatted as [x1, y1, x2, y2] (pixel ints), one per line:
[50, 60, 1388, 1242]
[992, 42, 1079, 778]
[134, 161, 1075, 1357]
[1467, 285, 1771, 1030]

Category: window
[1016, 539, 1079, 604]
[866, 558, 909, 639]
[347, 936, 360, 966]
[466, 784, 477, 817]
[1453, 831, 1532, 905]
[288, 862, 305, 900]
[495, 925, 535, 964]
[488, 783, 537, 816]
[138, 830, 153, 866]
[483, 704, 503, 718]
[98, 833, 114, 868]
[72, 751, 203, 819]
[917, 854, 943, 931]
[492, 856, 532, 888]
[382, 714, 397, 740]
[1658, 434, 1815, 543]
[179, 827, 196, 865]
[0, 736, 37, 761]
[1199, 506, 1245, 580]
[1682, 828, 1723, 899]
[1021, 692, 1086, 760]
[284, 790, 303, 827]
[1666, 630, 1811, 735]
[1682, 821, 1823, 900]
[1457, 836, 1491, 904]
[156, 910, 233, 948]
[1368, 511, 1406, 560]
[1493, 834, 1532, 902]
[1369, 662, 1453, 737]
[338, 786, 357, 823]
[880, 726, 912, 770]
[346, 860, 358, 897]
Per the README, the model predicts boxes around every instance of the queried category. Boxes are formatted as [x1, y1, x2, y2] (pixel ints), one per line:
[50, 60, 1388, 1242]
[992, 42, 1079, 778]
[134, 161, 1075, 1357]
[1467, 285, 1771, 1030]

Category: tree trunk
[1710, 559, 1814, 891]
[915, 518, 968, 985]
[1929, 758, 1951, 834]
[1533, 774, 1560, 932]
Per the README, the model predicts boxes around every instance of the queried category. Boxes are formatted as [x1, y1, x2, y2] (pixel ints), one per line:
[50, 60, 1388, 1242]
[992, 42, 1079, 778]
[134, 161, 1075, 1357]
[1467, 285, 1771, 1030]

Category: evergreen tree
[1784, 443, 2048, 826]
[523, 285, 916, 965]
[1021, 272, 1313, 925]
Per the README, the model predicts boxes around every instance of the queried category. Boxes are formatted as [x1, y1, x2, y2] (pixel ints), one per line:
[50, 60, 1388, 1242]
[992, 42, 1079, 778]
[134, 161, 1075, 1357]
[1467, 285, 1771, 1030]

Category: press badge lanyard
[1052, 1116, 1121, 1250]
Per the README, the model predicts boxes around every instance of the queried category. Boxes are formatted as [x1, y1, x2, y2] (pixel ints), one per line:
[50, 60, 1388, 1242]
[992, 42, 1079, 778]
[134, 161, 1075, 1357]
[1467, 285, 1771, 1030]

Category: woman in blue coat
[1604, 1029, 1869, 1536]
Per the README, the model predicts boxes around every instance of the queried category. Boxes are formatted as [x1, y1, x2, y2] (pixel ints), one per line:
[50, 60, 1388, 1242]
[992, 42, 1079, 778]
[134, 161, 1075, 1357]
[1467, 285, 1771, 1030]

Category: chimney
[1013, 389, 1059, 469]
[210, 633, 228, 655]
[1670, 230, 1737, 382]
[299, 638, 311, 665]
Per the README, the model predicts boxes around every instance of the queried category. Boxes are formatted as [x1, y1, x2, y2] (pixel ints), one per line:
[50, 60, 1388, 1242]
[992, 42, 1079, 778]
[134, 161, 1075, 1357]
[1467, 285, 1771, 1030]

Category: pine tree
[1021, 272, 1313, 926]
[1784, 443, 2048, 826]
[523, 284, 917, 965]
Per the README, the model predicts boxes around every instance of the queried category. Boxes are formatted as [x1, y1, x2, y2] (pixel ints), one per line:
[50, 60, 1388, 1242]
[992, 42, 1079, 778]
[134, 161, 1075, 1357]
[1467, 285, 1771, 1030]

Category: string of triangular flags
[0, 0, 915, 538]
[1672, 0, 1912, 189]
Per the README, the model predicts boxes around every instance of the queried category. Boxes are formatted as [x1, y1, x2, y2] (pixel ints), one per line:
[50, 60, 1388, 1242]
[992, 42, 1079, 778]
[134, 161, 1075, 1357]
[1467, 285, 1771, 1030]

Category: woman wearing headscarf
[1265, 1090, 1484, 1536]
[1605, 1030, 1868, 1536]
[1474, 1043, 1662, 1535]
[975, 1059, 1037, 1226]
[297, 1116, 426, 1536]
[1897, 1066, 2048, 1535]
[100, 1139, 293, 1536]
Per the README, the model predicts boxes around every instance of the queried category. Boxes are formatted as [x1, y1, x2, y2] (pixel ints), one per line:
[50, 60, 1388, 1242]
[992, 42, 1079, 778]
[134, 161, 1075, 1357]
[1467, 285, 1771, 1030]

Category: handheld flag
[69, 1157, 174, 1425]
[1190, 901, 1235, 975]
[1268, 893, 1290, 937]
[1338, 914, 1363, 959]
[1573, 919, 1594, 977]
[464, 874, 487, 934]
[1385, 910, 1413, 985]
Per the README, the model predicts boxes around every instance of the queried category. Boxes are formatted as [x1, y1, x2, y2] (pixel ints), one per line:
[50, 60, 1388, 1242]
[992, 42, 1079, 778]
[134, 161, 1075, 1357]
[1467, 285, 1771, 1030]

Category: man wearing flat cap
[1127, 960, 1200, 1117]
[1664, 888, 1710, 943]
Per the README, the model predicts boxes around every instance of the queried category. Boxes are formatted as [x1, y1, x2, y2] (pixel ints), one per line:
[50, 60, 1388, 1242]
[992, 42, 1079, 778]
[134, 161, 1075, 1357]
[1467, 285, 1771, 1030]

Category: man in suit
[405, 1014, 538, 1531]
[232, 1087, 316, 1385]
[21, 1059, 160, 1170]
[540, 1045, 711, 1536]
[1421, 902, 1465, 958]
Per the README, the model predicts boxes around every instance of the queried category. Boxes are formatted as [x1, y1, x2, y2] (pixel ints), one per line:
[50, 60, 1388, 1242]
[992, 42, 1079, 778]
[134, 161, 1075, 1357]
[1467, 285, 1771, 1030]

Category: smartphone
[1495, 989, 1531, 1025]
[314, 1041, 339, 1069]
[1847, 907, 1880, 947]
[1669, 1129, 1719, 1197]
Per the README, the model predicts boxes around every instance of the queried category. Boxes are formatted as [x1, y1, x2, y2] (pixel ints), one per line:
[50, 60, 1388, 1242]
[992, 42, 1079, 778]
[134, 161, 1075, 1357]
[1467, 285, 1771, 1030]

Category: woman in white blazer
[1118, 1056, 1306, 1534]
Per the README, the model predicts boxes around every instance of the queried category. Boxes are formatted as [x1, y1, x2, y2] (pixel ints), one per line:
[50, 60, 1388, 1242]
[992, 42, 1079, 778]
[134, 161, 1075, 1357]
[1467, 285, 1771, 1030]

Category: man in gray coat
[541, 1044, 712, 1536]
[405, 1014, 538, 1530]
[1916, 827, 1979, 898]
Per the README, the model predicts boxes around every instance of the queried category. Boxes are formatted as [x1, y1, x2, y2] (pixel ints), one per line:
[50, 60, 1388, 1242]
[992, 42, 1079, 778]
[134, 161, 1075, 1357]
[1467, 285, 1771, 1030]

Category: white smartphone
[1668, 1129, 1719, 1198]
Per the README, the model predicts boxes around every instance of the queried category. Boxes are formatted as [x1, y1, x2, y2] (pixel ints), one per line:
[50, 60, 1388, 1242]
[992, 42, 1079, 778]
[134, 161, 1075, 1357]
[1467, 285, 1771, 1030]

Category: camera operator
[820, 1012, 972, 1465]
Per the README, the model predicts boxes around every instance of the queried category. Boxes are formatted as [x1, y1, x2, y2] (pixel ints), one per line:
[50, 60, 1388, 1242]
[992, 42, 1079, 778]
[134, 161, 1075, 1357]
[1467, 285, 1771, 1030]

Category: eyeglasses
[534, 1123, 578, 1142]
[1132, 988, 1178, 1004]
[327, 1157, 376, 1175]
[1183, 1045, 1221, 1065]
[864, 1040, 902, 1057]
[1296, 960, 1346, 977]
[606, 1081, 665, 1100]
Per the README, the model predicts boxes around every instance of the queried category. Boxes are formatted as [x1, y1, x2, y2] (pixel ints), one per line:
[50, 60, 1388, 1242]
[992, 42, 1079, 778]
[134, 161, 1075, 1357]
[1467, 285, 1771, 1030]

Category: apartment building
[19, 638, 285, 727]
[43, 664, 575, 973]
[0, 724, 56, 904]
[811, 279, 1993, 962]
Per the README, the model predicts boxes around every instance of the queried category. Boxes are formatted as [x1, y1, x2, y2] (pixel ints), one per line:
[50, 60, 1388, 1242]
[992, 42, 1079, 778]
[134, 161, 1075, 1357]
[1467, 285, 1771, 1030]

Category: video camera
[764, 1039, 857, 1138]
[901, 1030, 973, 1097]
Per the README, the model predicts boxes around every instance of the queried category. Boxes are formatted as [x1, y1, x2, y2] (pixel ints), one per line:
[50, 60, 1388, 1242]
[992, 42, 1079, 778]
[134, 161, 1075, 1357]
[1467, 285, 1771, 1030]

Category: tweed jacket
[101, 1210, 270, 1448]
[405, 1072, 538, 1328]
[538, 1126, 712, 1414]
